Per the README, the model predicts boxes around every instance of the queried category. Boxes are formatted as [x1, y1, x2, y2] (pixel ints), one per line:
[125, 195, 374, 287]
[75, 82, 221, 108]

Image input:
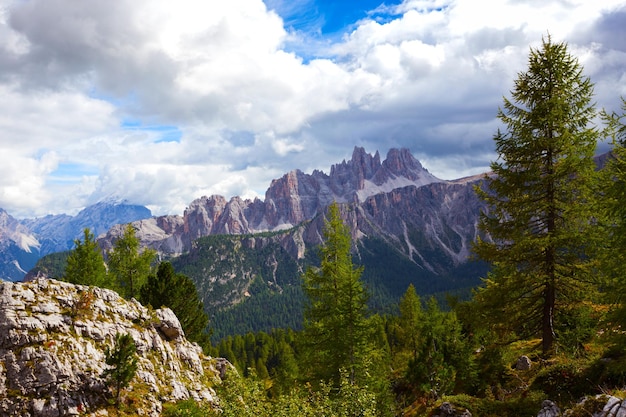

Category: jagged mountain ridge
[0, 202, 152, 281]
[99, 147, 451, 257]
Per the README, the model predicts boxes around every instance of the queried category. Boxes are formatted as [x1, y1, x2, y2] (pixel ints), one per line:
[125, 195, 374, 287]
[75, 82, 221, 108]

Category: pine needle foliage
[140, 261, 210, 346]
[473, 36, 600, 356]
[64, 228, 107, 288]
[108, 224, 156, 299]
[102, 332, 139, 408]
[301, 202, 370, 386]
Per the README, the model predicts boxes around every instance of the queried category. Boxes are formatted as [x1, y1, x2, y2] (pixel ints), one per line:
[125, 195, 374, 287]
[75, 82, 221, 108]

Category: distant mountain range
[0, 202, 151, 281]
[98, 147, 477, 261]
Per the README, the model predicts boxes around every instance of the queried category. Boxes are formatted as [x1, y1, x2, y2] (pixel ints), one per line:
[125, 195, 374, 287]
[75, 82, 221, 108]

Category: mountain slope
[0, 209, 41, 281]
[0, 278, 226, 415]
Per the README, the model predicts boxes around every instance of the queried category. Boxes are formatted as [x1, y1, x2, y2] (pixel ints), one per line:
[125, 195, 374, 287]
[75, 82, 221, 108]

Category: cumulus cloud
[0, 0, 625, 217]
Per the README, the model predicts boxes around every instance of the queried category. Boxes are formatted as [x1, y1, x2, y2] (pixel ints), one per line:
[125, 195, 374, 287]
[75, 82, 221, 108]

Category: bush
[531, 362, 588, 403]
[162, 399, 210, 417]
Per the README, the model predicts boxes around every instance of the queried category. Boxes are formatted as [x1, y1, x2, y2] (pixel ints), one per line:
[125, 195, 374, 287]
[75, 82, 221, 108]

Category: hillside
[0, 278, 227, 416]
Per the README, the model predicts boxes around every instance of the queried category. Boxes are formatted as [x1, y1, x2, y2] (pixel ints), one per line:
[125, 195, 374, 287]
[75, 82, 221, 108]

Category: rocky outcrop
[537, 400, 560, 417]
[0, 278, 224, 416]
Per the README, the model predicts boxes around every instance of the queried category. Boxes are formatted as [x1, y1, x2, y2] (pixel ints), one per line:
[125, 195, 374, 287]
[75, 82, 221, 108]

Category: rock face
[0, 278, 224, 416]
[98, 147, 477, 272]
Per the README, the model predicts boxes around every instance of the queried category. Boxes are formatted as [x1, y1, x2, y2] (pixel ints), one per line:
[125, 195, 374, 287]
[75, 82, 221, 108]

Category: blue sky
[0, 0, 625, 218]
[264, 0, 401, 34]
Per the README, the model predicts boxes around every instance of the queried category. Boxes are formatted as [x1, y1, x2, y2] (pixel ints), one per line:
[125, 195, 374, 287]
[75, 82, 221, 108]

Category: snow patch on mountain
[15, 232, 41, 253]
[356, 174, 444, 201]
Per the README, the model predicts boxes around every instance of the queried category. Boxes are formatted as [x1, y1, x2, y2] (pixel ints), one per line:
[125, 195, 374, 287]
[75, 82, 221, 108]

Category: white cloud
[0, 0, 625, 218]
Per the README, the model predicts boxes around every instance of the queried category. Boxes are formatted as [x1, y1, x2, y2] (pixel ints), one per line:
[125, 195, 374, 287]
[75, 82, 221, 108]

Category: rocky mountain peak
[95, 147, 452, 257]
[382, 148, 427, 181]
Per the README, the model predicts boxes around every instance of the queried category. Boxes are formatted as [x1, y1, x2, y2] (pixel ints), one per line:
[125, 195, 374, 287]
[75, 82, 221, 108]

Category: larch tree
[601, 98, 626, 338]
[398, 284, 423, 363]
[64, 228, 107, 288]
[473, 36, 600, 355]
[108, 224, 156, 299]
[301, 202, 370, 386]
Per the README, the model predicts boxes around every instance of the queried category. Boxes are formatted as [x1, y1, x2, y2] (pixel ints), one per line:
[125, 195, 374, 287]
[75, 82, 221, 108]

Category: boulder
[537, 400, 560, 417]
[516, 355, 532, 371]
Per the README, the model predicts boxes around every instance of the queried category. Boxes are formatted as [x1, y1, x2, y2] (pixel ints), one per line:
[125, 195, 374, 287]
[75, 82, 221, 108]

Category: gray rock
[0, 278, 226, 416]
[433, 401, 472, 417]
[537, 400, 561, 417]
[516, 355, 532, 370]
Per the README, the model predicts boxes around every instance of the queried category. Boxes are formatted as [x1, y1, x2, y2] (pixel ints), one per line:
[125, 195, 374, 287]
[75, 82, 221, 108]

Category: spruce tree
[301, 202, 369, 386]
[473, 36, 600, 355]
[108, 224, 156, 299]
[140, 261, 210, 346]
[64, 228, 107, 288]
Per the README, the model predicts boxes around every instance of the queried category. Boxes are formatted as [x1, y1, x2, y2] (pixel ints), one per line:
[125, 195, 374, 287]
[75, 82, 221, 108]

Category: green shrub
[162, 399, 210, 417]
[531, 362, 587, 403]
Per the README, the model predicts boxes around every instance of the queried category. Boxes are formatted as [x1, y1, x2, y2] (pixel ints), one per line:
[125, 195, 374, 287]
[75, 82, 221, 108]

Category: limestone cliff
[0, 278, 226, 417]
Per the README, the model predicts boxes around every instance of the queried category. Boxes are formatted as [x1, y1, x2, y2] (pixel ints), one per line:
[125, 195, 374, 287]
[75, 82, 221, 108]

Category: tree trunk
[542, 281, 555, 355]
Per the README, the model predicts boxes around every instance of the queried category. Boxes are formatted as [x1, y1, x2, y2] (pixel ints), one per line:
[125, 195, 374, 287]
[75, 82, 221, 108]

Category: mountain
[0, 277, 227, 416]
[0, 209, 41, 281]
[0, 201, 152, 281]
[93, 147, 489, 338]
[98, 147, 449, 254]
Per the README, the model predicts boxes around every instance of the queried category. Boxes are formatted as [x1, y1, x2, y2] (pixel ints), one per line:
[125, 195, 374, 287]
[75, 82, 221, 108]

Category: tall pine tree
[473, 36, 600, 355]
[301, 202, 370, 386]
[601, 98, 626, 339]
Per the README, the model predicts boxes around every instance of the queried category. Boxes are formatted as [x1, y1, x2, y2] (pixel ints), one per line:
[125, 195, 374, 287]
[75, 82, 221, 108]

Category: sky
[0, 0, 625, 218]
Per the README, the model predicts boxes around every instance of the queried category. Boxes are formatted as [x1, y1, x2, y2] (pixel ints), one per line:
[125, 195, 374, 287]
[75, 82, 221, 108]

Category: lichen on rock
[0, 278, 225, 416]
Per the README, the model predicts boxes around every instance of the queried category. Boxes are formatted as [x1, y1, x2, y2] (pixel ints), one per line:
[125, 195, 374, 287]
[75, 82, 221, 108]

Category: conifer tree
[108, 224, 156, 299]
[140, 261, 210, 346]
[398, 284, 423, 362]
[301, 202, 369, 386]
[64, 228, 107, 288]
[473, 36, 600, 355]
[601, 98, 626, 336]
[102, 332, 138, 408]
